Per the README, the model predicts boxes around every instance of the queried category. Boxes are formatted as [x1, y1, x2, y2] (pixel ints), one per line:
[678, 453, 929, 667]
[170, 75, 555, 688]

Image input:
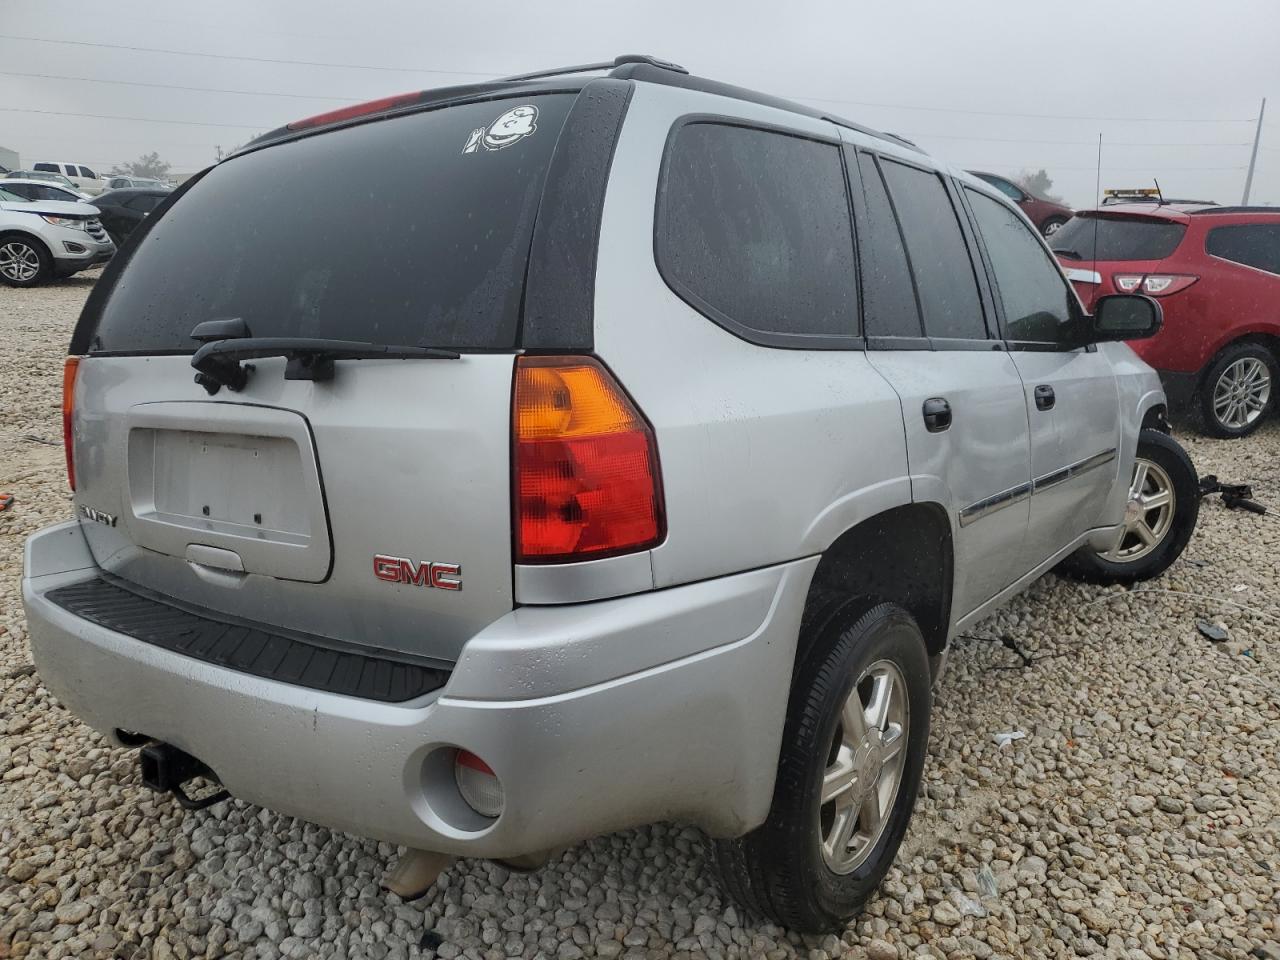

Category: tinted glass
[79, 166, 97, 179]
[854, 153, 922, 338]
[1206, 223, 1280, 275]
[4, 183, 33, 199]
[64, 165, 78, 177]
[91, 95, 573, 353]
[33, 162, 58, 172]
[657, 122, 857, 341]
[1050, 215, 1186, 261]
[979, 174, 1022, 201]
[126, 195, 163, 212]
[880, 160, 987, 340]
[967, 189, 1084, 345]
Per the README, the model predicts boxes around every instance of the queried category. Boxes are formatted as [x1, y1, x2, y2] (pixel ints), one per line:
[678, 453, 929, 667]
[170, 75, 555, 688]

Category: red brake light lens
[62, 356, 80, 491]
[286, 91, 422, 131]
[513, 356, 665, 563]
[1113, 274, 1198, 297]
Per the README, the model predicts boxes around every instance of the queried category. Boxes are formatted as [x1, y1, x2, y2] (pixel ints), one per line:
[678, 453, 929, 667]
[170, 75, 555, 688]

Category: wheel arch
[0, 229, 53, 257]
[801, 502, 954, 665]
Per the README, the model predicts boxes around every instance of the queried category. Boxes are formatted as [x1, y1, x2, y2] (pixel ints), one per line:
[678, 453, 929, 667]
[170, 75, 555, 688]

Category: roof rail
[1186, 205, 1279, 216]
[503, 54, 687, 83]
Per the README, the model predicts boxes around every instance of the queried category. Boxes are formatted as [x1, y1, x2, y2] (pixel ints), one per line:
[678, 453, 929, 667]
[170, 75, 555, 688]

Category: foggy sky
[1, 0, 1276, 208]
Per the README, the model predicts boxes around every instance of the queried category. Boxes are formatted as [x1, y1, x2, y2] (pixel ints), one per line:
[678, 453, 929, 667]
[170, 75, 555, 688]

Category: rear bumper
[24, 521, 814, 857]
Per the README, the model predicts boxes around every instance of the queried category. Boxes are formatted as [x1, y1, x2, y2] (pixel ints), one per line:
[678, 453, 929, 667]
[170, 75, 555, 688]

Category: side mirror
[1089, 294, 1163, 343]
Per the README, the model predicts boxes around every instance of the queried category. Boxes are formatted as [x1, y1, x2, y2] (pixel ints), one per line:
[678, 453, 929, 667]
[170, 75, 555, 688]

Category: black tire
[0, 233, 53, 287]
[714, 598, 932, 932]
[1041, 215, 1069, 238]
[1195, 342, 1277, 438]
[1057, 429, 1198, 585]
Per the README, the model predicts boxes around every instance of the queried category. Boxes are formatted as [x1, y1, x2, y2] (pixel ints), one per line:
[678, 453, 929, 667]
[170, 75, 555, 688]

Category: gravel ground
[2, 274, 1278, 960]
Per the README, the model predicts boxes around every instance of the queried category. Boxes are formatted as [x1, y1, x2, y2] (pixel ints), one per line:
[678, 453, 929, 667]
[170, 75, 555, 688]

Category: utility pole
[1242, 97, 1266, 204]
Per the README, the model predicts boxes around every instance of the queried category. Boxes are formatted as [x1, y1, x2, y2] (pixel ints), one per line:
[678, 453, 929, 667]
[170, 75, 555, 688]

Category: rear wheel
[0, 235, 52, 287]
[1057, 429, 1198, 585]
[714, 599, 931, 932]
[1197, 343, 1275, 438]
[1041, 215, 1069, 237]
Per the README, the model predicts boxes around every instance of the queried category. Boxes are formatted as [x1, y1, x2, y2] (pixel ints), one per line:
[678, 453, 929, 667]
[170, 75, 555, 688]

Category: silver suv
[23, 57, 1199, 932]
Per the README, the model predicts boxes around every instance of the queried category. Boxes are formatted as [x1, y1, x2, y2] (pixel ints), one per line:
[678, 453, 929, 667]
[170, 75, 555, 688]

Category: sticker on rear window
[463, 104, 539, 154]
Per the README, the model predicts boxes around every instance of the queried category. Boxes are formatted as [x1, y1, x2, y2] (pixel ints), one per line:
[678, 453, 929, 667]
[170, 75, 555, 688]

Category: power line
[0, 107, 269, 130]
[0, 34, 498, 77]
[0, 70, 363, 102]
[789, 92, 1257, 124]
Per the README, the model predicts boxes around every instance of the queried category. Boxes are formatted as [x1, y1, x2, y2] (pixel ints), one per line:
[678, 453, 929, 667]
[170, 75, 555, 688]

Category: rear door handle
[922, 397, 952, 433]
[1034, 384, 1056, 411]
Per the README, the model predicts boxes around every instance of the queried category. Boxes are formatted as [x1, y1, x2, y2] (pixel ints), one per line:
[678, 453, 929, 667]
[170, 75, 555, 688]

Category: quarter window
[880, 160, 987, 341]
[1206, 224, 1280, 275]
[853, 152, 923, 339]
[656, 122, 858, 344]
[967, 189, 1085, 346]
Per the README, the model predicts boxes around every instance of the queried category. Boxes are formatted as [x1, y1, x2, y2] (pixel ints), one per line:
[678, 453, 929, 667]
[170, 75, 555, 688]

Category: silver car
[22, 56, 1198, 931]
[0, 187, 115, 285]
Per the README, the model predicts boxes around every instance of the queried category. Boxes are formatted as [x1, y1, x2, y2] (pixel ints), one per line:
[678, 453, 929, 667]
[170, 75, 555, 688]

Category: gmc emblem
[373, 555, 462, 591]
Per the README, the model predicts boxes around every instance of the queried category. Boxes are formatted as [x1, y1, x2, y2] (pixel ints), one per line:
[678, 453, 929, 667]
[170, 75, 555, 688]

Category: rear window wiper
[190, 330, 459, 395]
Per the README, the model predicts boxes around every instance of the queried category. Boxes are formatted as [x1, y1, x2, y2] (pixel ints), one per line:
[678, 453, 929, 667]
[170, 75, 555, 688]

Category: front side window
[880, 160, 987, 341]
[79, 166, 97, 179]
[656, 121, 858, 345]
[1206, 223, 1280, 275]
[967, 189, 1084, 345]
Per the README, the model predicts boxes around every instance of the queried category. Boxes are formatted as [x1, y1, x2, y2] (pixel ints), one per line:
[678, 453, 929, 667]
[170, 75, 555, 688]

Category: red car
[968, 171, 1074, 236]
[1051, 203, 1280, 437]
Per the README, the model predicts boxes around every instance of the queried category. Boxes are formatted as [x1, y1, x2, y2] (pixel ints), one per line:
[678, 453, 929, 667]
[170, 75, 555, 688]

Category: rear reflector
[454, 750, 504, 818]
[63, 357, 80, 490]
[513, 356, 665, 563]
[286, 91, 422, 131]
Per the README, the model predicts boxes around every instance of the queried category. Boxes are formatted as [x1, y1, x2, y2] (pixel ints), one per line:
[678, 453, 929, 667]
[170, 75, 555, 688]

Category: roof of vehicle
[1073, 202, 1215, 223]
[238, 55, 922, 158]
[93, 187, 172, 203]
[0, 177, 82, 190]
[1185, 205, 1280, 217]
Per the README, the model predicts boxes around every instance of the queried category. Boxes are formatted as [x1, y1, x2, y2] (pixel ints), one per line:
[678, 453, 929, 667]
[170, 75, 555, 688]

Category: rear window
[1050, 214, 1186, 261]
[88, 95, 574, 353]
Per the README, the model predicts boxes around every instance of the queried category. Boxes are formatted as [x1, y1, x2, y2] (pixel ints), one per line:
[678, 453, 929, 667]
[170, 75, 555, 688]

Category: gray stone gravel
[3, 274, 1279, 959]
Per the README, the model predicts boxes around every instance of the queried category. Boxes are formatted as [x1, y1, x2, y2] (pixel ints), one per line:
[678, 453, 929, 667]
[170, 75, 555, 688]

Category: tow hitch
[139, 742, 231, 810]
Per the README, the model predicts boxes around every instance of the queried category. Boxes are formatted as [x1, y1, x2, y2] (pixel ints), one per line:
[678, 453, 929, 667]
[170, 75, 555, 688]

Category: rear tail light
[62, 357, 81, 490]
[513, 356, 665, 563]
[1113, 274, 1198, 297]
[454, 750, 504, 818]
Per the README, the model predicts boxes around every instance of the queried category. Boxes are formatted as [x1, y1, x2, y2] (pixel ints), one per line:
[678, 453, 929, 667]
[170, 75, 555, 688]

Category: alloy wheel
[0, 241, 40, 282]
[1212, 357, 1271, 430]
[819, 659, 909, 874]
[1100, 457, 1175, 563]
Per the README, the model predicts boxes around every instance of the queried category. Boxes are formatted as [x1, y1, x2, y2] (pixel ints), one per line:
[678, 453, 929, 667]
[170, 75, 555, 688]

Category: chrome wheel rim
[819, 659, 908, 874]
[0, 241, 39, 282]
[1100, 457, 1175, 563]
[1212, 357, 1271, 429]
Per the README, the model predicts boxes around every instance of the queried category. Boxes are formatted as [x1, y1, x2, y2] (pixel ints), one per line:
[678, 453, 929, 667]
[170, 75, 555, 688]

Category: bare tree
[1014, 168, 1065, 204]
[108, 152, 172, 179]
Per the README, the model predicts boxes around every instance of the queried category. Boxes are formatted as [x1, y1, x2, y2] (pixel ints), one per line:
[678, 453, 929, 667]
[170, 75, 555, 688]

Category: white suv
[0, 186, 115, 285]
[30, 161, 107, 196]
[22, 57, 1199, 931]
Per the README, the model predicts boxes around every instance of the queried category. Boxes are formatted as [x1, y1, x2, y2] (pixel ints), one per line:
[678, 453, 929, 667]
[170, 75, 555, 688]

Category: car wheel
[0, 235, 52, 287]
[1057, 429, 1199, 586]
[714, 598, 931, 932]
[1041, 216, 1069, 237]
[1197, 343, 1275, 438]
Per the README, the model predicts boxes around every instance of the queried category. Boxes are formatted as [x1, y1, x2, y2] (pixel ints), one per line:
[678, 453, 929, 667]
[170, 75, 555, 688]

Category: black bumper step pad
[46, 577, 449, 703]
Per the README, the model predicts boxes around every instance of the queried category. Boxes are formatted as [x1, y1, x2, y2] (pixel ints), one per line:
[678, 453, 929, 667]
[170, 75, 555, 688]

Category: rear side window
[34, 162, 58, 172]
[879, 160, 987, 341]
[1050, 215, 1186, 261]
[853, 153, 922, 339]
[89, 95, 574, 353]
[656, 122, 858, 345]
[1206, 223, 1280, 275]
[966, 189, 1084, 345]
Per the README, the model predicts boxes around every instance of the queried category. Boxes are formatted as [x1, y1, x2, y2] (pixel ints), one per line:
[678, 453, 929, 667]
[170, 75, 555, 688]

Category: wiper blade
[190, 337, 460, 394]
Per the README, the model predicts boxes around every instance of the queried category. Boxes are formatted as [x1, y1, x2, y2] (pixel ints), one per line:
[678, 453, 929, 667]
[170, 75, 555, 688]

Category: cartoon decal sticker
[463, 104, 539, 154]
